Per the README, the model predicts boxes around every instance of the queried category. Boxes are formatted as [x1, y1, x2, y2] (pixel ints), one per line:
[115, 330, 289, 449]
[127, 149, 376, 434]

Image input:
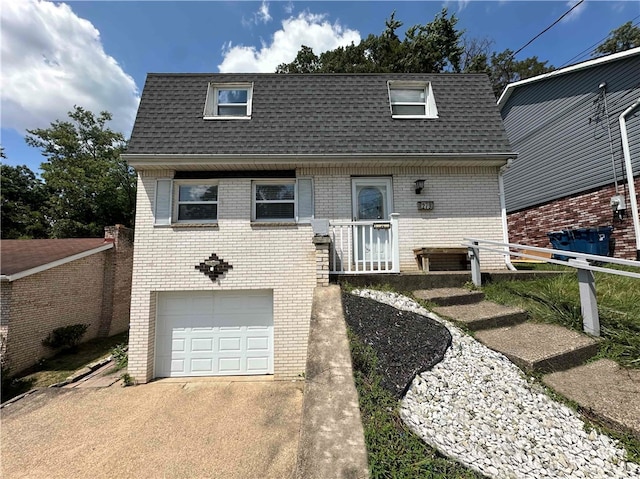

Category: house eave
[123, 152, 517, 170]
[497, 47, 640, 110]
[1, 243, 114, 282]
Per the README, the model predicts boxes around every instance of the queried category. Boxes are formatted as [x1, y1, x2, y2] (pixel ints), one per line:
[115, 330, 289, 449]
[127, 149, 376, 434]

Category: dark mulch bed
[342, 292, 452, 398]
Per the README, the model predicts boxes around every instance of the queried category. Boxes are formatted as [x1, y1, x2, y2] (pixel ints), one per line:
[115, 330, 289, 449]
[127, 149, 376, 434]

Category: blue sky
[2, 0, 639, 173]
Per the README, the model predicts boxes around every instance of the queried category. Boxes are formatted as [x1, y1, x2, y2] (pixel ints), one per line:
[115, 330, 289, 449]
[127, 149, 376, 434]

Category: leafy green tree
[277, 9, 463, 74]
[25, 106, 136, 238]
[594, 21, 640, 56]
[0, 160, 49, 239]
[487, 49, 554, 98]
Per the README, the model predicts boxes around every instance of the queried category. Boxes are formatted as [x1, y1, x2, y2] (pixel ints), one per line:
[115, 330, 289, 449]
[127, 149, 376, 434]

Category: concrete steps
[413, 287, 599, 375]
[414, 288, 485, 306]
[474, 322, 600, 374]
[432, 301, 528, 331]
[410, 287, 638, 438]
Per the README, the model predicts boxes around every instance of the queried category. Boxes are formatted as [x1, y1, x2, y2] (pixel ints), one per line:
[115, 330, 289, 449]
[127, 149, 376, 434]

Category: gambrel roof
[126, 73, 513, 162]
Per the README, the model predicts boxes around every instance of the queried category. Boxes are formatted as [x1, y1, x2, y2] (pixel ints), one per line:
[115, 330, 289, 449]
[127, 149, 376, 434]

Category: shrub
[110, 343, 128, 370]
[42, 324, 89, 351]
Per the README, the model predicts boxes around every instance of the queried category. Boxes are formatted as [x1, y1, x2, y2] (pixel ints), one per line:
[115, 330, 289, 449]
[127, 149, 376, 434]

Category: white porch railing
[462, 238, 640, 337]
[329, 213, 400, 274]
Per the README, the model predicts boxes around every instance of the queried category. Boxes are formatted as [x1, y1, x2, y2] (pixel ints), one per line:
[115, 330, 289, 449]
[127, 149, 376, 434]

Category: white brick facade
[302, 165, 505, 271]
[129, 165, 505, 383]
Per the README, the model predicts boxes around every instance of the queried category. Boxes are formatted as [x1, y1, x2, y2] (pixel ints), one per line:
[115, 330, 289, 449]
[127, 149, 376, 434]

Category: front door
[352, 178, 393, 267]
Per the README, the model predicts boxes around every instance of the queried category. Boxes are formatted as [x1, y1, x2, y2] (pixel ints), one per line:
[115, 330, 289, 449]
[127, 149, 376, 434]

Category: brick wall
[104, 226, 134, 335]
[508, 178, 640, 260]
[1, 226, 133, 376]
[128, 173, 317, 383]
[302, 165, 506, 270]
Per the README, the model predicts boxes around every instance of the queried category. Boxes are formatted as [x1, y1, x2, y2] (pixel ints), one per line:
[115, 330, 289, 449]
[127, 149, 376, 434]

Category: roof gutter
[619, 97, 640, 260]
[123, 152, 516, 169]
[1, 243, 113, 282]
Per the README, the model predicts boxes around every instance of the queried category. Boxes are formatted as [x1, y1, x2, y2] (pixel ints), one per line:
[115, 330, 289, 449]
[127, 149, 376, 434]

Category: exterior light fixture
[414, 179, 425, 194]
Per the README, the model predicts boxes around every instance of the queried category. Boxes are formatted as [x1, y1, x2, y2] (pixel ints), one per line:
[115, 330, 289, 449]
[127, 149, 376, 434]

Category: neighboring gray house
[123, 73, 515, 384]
[499, 48, 640, 260]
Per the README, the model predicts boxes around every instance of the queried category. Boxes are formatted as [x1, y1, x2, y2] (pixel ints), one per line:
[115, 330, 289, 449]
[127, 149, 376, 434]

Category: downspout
[499, 159, 517, 270]
[619, 98, 640, 260]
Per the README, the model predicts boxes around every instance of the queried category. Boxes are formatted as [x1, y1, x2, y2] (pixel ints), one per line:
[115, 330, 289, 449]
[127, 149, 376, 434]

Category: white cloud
[283, 2, 294, 15]
[0, 0, 140, 136]
[562, 0, 588, 23]
[257, 1, 272, 24]
[218, 11, 361, 73]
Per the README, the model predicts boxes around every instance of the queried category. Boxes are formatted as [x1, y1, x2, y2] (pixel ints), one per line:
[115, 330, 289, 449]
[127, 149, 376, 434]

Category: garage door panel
[155, 290, 273, 378]
[247, 336, 269, 350]
[219, 337, 241, 351]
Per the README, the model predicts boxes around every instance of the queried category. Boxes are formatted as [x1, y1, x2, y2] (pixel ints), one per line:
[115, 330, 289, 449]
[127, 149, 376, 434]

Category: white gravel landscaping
[353, 289, 640, 479]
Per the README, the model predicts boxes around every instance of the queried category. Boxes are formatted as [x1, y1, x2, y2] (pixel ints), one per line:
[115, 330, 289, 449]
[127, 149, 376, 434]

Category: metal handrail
[462, 238, 640, 337]
[463, 238, 640, 279]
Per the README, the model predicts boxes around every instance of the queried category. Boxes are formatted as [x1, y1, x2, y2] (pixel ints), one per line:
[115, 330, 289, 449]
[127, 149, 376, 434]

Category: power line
[560, 16, 640, 67]
[510, 0, 585, 59]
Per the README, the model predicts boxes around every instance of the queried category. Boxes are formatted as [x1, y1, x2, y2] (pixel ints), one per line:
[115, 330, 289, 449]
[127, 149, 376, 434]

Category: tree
[487, 49, 554, 98]
[0, 161, 49, 239]
[25, 106, 136, 238]
[594, 21, 640, 56]
[277, 9, 464, 74]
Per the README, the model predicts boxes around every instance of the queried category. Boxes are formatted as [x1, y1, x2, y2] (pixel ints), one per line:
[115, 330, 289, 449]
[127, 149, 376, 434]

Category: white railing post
[570, 258, 600, 336]
[390, 213, 400, 273]
[469, 241, 481, 287]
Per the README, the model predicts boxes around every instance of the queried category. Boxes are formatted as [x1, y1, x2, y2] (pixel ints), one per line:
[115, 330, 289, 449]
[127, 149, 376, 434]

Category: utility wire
[510, 0, 585, 59]
[560, 16, 640, 67]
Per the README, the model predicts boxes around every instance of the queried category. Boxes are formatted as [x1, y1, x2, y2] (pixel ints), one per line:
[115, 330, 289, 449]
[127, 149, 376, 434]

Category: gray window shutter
[297, 178, 314, 222]
[154, 179, 172, 225]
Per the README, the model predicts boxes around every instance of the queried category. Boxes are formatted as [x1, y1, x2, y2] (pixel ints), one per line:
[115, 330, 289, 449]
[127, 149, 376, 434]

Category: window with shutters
[251, 178, 314, 223]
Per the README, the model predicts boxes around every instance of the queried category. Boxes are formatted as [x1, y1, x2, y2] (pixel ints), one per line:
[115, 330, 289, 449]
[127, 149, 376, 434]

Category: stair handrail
[462, 238, 640, 337]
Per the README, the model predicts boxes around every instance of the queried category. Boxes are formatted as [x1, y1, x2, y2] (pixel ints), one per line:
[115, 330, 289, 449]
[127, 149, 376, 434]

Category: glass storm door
[351, 178, 393, 266]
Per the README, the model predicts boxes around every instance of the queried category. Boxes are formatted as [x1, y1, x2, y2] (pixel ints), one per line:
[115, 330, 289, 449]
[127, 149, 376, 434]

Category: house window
[204, 83, 253, 119]
[388, 82, 438, 119]
[175, 181, 218, 223]
[252, 178, 314, 222]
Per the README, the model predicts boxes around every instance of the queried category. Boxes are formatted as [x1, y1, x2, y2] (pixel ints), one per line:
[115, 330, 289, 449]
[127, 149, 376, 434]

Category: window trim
[387, 81, 438, 119]
[173, 179, 219, 224]
[203, 83, 253, 120]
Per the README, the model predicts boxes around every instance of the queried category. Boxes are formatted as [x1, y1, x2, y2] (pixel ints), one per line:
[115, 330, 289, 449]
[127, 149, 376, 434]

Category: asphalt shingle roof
[127, 73, 513, 156]
[1, 239, 110, 276]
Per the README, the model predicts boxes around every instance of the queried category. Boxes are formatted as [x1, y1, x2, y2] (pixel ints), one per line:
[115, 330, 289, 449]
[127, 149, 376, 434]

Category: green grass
[483, 266, 640, 368]
[1, 332, 128, 403]
[348, 329, 481, 479]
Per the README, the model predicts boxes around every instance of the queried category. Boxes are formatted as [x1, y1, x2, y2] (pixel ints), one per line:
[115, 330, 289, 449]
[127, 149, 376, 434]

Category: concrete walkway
[296, 285, 369, 479]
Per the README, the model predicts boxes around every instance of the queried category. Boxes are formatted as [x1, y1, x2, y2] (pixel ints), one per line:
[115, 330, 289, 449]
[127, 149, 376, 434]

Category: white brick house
[123, 73, 515, 384]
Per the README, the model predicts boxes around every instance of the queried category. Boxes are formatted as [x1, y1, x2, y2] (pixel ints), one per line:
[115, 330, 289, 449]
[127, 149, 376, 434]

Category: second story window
[204, 83, 253, 119]
[175, 181, 218, 223]
[388, 82, 438, 119]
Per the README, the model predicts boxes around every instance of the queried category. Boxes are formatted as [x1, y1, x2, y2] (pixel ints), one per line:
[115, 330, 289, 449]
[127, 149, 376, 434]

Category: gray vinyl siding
[501, 54, 640, 212]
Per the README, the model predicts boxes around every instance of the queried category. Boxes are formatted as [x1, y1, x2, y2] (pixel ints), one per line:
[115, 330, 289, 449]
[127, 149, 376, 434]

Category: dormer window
[204, 83, 253, 119]
[388, 81, 438, 119]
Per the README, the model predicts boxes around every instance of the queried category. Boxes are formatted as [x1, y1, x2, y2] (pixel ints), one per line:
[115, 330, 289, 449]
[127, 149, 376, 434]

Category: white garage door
[155, 290, 273, 377]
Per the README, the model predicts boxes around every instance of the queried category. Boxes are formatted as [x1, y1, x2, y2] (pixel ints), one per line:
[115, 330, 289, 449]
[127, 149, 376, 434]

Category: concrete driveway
[1, 379, 303, 479]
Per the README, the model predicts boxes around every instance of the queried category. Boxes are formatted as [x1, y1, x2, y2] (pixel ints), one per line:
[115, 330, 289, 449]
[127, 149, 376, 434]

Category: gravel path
[351, 289, 640, 479]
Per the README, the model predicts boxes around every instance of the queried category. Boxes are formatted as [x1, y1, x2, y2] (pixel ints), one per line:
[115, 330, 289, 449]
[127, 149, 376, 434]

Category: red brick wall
[103, 225, 133, 335]
[507, 178, 640, 260]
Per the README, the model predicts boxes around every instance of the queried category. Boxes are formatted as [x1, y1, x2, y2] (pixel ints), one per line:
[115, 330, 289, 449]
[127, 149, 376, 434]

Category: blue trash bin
[569, 227, 613, 256]
[547, 227, 613, 261]
[547, 230, 572, 261]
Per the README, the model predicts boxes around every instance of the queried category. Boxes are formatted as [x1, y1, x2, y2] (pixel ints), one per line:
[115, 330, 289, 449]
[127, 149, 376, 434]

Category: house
[498, 48, 640, 260]
[0, 225, 133, 375]
[123, 73, 516, 384]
